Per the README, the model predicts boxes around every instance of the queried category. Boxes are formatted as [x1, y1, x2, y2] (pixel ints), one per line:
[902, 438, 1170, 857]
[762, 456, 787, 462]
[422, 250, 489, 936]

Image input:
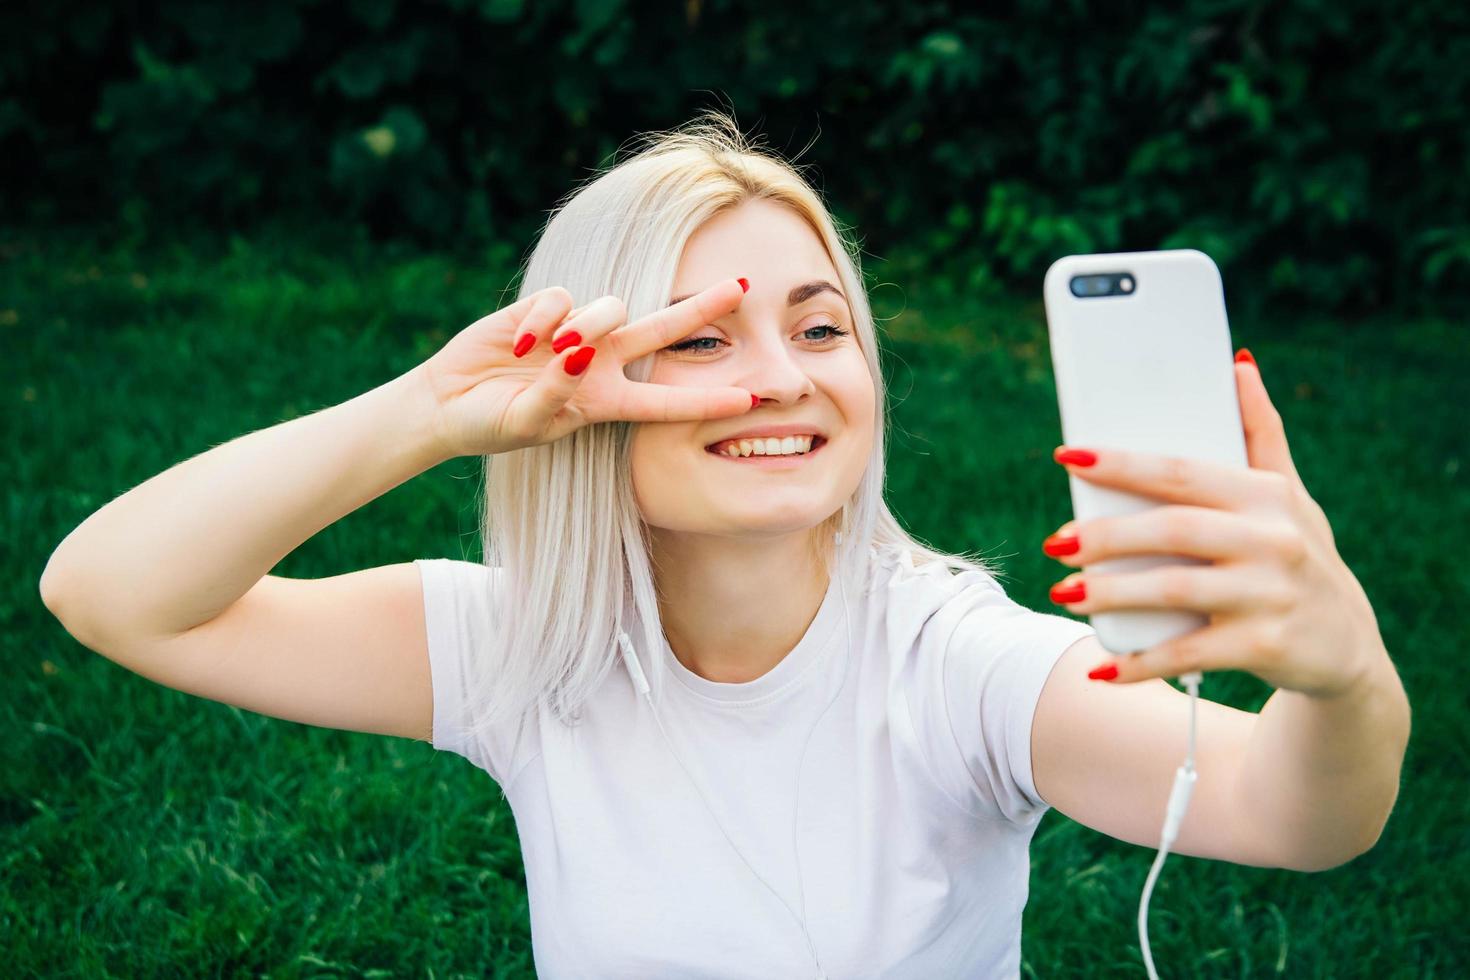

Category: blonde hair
[468, 109, 1001, 738]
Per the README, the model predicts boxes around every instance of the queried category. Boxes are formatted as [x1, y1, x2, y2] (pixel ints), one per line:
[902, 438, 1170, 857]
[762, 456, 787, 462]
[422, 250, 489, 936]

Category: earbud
[616, 631, 650, 695]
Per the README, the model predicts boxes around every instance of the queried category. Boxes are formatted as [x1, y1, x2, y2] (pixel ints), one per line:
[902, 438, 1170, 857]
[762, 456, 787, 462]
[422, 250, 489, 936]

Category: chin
[714, 504, 836, 535]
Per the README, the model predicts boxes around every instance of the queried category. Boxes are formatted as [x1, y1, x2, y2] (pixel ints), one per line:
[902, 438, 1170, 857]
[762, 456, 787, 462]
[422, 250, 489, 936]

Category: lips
[702, 434, 823, 455]
[702, 437, 829, 464]
[702, 424, 829, 450]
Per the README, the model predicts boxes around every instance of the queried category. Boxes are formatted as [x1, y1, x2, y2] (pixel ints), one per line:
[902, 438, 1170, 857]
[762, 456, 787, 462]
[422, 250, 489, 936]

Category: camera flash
[1120, 277, 1134, 292]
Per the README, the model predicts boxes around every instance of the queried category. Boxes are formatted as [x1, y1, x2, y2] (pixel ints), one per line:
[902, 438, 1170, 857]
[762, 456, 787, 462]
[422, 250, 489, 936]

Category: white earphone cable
[1139, 668, 1202, 980]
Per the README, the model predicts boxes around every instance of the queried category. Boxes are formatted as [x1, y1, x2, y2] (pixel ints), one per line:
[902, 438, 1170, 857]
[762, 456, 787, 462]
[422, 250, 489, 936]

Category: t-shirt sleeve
[936, 580, 1096, 825]
[413, 557, 536, 786]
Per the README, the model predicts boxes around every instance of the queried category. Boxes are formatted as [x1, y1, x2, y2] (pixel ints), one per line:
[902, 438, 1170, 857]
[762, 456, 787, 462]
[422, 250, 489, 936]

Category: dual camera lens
[1069, 273, 1135, 298]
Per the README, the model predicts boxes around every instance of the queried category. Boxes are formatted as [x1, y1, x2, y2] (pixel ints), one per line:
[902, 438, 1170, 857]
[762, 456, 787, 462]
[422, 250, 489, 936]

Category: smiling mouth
[702, 437, 829, 461]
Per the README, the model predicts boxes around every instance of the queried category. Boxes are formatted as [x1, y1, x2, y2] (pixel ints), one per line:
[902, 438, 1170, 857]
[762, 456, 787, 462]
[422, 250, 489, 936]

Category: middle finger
[1050, 563, 1288, 616]
[546, 295, 627, 354]
[1044, 505, 1301, 567]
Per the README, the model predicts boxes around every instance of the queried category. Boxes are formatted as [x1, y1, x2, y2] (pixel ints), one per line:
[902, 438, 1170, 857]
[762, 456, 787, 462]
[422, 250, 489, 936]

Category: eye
[802, 323, 850, 343]
[664, 321, 851, 356]
[667, 336, 726, 354]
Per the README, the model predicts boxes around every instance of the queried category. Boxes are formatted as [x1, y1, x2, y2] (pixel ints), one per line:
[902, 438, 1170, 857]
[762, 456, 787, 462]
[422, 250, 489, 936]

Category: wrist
[1311, 641, 1400, 709]
[384, 363, 458, 469]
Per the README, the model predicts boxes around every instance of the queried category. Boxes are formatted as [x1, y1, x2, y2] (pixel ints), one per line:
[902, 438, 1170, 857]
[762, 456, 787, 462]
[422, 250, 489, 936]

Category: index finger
[604, 278, 748, 362]
[1053, 444, 1276, 512]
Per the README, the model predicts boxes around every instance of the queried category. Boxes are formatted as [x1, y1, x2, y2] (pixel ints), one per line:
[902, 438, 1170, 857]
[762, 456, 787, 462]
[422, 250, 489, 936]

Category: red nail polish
[1050, 580, 1086, 604]
[1235, 347, 1256, 366]
[1088, 663, 1119, 681]
[737, 277, 749, 293]
[513, 333, 536, 358]
[1054, 447, 1097, 467]
[1043, 533, 1080, 557]
[552, 330, 582, 354]
[564, 346, 596, 376]
[751, 393, 760, 408]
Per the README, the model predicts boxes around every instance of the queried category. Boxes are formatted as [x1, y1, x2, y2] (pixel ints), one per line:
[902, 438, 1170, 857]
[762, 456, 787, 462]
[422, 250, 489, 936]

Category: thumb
[1234, 348, 1304, 486]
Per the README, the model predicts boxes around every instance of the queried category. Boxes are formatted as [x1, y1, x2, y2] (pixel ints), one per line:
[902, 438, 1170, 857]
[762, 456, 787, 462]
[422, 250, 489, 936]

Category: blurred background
[6, 0, 1470, 313]
[5, 1, 1467, 976]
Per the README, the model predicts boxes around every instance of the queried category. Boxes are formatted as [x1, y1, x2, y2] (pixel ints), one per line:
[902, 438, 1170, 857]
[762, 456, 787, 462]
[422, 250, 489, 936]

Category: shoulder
[869, 546, 1007, 625]
[869, 546, 1088, 662]
[863, 547, 1017, 675]
[413, 559, 504, 639]
[414, 557, 499, 580]
[414, 558, 502, 595]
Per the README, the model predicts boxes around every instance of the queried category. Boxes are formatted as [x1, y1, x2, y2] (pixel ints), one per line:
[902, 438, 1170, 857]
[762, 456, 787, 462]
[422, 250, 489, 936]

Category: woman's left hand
[1042, 349, 1387, 699]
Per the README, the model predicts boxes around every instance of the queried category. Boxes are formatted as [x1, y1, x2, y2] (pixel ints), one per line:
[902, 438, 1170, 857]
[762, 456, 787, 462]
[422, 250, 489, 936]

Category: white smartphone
[1043, 249, 1249, 656]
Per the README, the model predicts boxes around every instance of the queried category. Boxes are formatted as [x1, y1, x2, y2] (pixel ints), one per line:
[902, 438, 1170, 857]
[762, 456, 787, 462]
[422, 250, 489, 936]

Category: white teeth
[715, 435, 817, 457]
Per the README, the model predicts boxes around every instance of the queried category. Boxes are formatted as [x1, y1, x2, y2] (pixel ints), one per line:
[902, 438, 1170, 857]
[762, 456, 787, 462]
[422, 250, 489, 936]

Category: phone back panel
[1043, 249, 1248, 654]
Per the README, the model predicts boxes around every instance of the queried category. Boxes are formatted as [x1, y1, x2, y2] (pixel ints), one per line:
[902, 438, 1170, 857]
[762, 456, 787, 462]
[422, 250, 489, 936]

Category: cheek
[843, 375, 879, 460]
[645, 358, 687, 386]
[840, 363, 878, 418]
[627, 430, 651, 484]
[628, 430, 692, 500]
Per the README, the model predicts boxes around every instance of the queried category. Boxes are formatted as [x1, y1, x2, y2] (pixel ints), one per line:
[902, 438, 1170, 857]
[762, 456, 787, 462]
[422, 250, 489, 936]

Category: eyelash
[665, 322, 851, 355]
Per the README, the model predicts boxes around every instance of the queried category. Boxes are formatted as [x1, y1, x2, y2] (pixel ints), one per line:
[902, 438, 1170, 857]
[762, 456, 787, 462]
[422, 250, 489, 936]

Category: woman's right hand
[417, 279, 756, 459]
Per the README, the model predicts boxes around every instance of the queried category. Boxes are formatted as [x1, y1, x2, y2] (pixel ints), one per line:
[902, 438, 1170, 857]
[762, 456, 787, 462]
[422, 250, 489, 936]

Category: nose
[742, 326, 818, 406]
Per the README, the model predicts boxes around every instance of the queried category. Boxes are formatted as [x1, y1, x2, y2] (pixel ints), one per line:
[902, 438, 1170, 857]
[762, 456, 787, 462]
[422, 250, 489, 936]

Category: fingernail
[564, 346, 596, 376]
[737, 277, 750, 293]
[1053, 447, 1097, 467]
[1050, 580, 1086, 604]
[1042, 533, 1080, 557]
[514, 333, 536, 358]
[1235, 347, 1256, 366]
[1088, 663, 1119, 681]
[751, 393, 760, 408]
[552, 330, 582, 354]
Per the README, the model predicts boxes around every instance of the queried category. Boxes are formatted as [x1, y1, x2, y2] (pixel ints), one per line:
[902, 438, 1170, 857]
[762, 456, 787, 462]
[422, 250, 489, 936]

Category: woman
[40, 112, 1410, 978]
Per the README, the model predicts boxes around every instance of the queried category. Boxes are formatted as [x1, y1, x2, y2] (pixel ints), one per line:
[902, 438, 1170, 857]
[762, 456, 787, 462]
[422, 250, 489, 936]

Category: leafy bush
[2, 0, 1465, 314]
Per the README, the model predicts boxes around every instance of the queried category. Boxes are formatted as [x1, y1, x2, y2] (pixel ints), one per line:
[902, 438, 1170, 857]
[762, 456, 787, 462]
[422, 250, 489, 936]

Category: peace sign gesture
[417, 278, 756, 459]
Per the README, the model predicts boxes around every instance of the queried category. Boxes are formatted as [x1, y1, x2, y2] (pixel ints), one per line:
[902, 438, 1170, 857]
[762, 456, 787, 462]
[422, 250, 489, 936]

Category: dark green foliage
[6, 230, 1466, 975]
[3, 1, 1468, 314]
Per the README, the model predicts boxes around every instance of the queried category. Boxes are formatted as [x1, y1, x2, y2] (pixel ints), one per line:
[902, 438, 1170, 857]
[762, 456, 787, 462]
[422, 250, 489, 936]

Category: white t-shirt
[415, 545, 1096, 979]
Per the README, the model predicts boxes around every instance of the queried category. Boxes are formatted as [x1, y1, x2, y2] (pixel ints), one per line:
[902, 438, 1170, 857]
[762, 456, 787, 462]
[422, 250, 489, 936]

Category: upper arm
[1031, 633, 1278, 867]
[80, 564, 433, 742]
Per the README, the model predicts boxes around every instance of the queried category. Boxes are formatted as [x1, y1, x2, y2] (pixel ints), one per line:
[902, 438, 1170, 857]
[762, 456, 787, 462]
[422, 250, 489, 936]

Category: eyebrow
[667, 279, 846, 308]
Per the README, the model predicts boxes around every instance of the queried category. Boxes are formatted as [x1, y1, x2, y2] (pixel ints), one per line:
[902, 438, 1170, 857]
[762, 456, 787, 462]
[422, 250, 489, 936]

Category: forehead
[672, 199, 838, 294]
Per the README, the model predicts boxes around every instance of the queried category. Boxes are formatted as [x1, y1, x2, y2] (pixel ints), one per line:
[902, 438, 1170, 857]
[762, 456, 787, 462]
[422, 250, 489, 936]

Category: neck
[649, 526, 831, 684]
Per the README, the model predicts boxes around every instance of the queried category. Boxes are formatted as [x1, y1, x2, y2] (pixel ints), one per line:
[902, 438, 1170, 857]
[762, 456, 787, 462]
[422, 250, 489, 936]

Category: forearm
[1233, 646, 1411, 871]
[40, 364, 449, 647]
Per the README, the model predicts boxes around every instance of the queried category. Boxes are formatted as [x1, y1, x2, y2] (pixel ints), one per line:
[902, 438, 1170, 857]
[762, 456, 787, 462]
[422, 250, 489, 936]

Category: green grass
[5, 228, 1465, 977]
